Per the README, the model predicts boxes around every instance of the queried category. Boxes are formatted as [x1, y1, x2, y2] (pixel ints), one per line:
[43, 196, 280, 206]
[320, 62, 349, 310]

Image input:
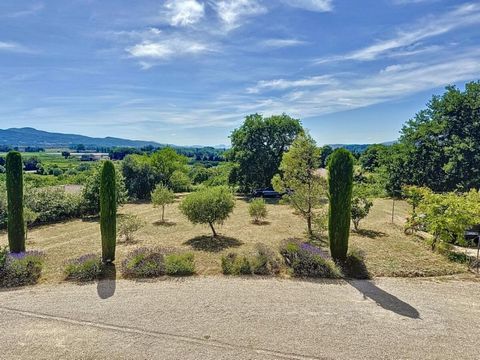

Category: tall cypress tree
[328, 148, 354, 262]
[6, 151, 25, 253]
[100, 160, 117, 263]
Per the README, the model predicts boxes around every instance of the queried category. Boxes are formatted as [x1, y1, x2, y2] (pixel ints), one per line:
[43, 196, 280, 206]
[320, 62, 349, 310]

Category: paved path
[0, 277, 479, 359]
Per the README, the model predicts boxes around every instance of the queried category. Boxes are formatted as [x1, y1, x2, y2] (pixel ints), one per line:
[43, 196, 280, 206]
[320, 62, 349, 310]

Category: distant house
[79, 153, 109, 161]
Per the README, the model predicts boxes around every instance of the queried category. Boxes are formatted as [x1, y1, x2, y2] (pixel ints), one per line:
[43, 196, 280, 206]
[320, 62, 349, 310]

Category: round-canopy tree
[151, 184, 175, 222]
[179, 186, 235, 237]
[6, 151, 25, 253]
[328, 148, 354, 262]
[100, 160, 117, 263]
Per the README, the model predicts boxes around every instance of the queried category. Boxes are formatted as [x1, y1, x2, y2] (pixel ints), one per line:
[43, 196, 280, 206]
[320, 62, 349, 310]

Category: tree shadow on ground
[348, 280, 420, 319]
[354, 229, 387, 239]
[97, 264, 116, 299]
[184, 235, 243, 252]
[251, 220, 271, 226]
[153, 220, 176, 227]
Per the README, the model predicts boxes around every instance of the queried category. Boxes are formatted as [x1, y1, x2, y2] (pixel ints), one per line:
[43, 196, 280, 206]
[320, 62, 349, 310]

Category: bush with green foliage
[121, 247, 165, 278]
[328, 148, 354, 262]
[25, 187, 83, 223]
[0, 249, 44, 287]
[222, 253, 252, 275]
[82, 164, 126, 215]
[313, 209, 328, 238]
[180, 186, 235, 237]
[151, 184, 175, 222]
[279, 239, 341, 278]
[169, 170, 192, 192]
[6, 151, 25, 253]
[100, 161, 117, 263]
[222, 244, 281, 276]
[117, 214, 145, 242]
[164, 253, 195, 276]
[351, 196, 373, 231]
[64, 254, 104, 282]
[248, 198, 267, 224]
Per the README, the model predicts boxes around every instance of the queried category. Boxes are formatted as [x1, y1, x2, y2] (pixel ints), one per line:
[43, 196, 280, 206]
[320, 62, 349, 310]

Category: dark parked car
[252, 188, 281, 198]
[465, 224, 480, 245]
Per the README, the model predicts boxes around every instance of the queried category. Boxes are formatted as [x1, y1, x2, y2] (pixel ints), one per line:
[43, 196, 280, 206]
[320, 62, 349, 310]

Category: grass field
[0, 198, 468, 283]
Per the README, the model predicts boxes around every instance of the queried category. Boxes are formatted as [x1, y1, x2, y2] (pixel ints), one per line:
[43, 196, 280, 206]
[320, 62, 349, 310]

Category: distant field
[0, 198, 467, 283]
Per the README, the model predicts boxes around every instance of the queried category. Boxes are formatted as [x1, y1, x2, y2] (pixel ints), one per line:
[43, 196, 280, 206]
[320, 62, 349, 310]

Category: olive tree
[248, 198, 267, 224]
[151, 184, 175, 222]
[180, 186, 235, 237]
[272, 133, 327, 237]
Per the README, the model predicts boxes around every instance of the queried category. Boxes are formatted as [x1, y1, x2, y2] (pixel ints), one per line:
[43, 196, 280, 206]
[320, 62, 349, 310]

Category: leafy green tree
[228, 113, 303, 192]
[100, 161, 117, 263]
[328, 148, 354, 262]
[248, 198, 267, 224]
[386, 82, 480, 193]
[117, 214, 145, 242]
[122, 154, 158, 200]
[319, 145, 333, 168]
[151, 184, 175, 222]
[180, 186, 235, 237]
[359, 144, 389, 171]
[6, 151, 25, 253]
[23, 156, 41, 171]
[151, 147, 188, 186]
[351, 196, 373, 231]
[272, 133, 327, 237]
[83, 164, 127, 214]
[169, 170, 191, 192]
[418, 189, 480, 250]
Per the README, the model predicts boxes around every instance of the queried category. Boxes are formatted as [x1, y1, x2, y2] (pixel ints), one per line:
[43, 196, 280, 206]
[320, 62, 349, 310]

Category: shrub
[100, 161, 117, 263]
[25, 187, 83, 223]
[180, 186, 235, 237]
[328, 148, 354, 261]
[64, 254, 103, 282]
[313, 209, 328, 238]
[151, 184, 175, 222]
[280, 239, 341, 278]
[121, 247, 165, 278]
[340, 249, 370, 279]
[351, 196, 373, 231]
[250, 243, 281, 275]
[169, 170, 192, 192]
[0, 250, 44, 287]
[165, 253, 195, 276]
[248, 198, 267, 224]
[221, 253, 252, 275]
[6, 151, 25, 253]
[117, 214, 145, 242]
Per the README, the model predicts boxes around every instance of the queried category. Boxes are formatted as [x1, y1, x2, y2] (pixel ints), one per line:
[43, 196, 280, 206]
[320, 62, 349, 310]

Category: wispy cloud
[212, 0, 267, 30]
[247, 75, 336, 93]
[260, 38, 307, 48]
[280, 0, 333, 12]
[4, 3, 44, 18]
[316, 3, 480, 63]
[126, 38, 211, 60]
[0, 41, 31, 53]
[165, 0, 205, 26]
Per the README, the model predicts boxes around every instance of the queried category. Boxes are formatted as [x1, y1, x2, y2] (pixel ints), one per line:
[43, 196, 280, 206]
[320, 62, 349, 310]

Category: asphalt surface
[0, 277, 479, 359]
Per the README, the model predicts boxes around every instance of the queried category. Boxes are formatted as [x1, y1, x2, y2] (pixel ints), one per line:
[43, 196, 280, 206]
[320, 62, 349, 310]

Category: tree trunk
[209, 222, 217, 237]
[162, 206, 165, 222]
[307, 215, 312, 237]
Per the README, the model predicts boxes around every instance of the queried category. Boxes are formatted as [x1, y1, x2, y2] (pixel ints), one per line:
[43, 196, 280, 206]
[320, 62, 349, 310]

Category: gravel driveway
[0, 277, 479, 359]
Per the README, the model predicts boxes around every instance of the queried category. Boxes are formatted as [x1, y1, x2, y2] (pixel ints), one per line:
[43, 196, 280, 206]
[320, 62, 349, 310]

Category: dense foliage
[0, 249, 44, 287]
[248, 198, 267, 224]
[328, 149, 354, 261]
[6, 151, 25, 253]
[179, 186, 235, 237]
[25, 187, 83, 223]
[228, 113, 303, 192]
[100, 161, 117, 263]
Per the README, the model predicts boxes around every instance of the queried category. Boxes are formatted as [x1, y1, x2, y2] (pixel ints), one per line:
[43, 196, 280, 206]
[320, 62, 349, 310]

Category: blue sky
[0, 0, 479, 146]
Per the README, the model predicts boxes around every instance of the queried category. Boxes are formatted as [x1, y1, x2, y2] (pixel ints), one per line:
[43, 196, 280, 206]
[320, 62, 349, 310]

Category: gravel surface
[1, 277, 479, 359]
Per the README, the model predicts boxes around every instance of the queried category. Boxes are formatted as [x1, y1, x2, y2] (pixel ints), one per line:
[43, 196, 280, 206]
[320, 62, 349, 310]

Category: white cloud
[0, 41, 30, 53]
[5, 3, 44, 18]
[281, 0, 333, 12]
[212, 0, 267, 30]
[316, 3, 480, 63]
[165, 0, 205, 26]
[260, 38, 307, 48]
[247, 75, 336, 93]
[127, 38, 210, 60]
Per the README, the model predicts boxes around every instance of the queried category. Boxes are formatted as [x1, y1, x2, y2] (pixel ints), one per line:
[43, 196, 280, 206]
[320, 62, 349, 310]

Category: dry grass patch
[0, 197, 468, 283]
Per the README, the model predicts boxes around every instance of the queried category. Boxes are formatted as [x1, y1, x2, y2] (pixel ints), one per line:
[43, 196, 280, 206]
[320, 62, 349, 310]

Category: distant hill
[0, 127, 163, 149]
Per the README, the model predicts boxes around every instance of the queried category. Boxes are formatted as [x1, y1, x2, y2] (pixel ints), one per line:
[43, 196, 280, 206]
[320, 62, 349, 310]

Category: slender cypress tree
[6, 151, 25, 253]
[328, 148, 354, 262]
[100, 160, 117, 263]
